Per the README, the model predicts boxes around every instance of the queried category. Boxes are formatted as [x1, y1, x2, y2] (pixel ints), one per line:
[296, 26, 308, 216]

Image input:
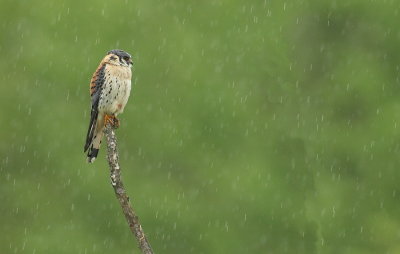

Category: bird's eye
[123, 56, 130, 61]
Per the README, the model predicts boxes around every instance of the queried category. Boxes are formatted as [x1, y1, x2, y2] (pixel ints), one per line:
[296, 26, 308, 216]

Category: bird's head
[105, 49, 133, 67]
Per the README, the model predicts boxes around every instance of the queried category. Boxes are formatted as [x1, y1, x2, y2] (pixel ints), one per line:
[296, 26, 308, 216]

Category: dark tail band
[87, 147, 99, 163]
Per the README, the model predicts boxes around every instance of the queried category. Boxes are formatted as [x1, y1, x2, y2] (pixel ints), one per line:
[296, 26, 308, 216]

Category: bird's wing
[84, 62, 106, 152]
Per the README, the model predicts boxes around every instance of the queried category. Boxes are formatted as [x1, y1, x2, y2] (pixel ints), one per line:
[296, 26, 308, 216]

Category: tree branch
[104, 123, 154, 254]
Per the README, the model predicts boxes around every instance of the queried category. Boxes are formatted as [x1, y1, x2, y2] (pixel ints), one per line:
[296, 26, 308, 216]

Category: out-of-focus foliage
[1, 0, 400, 253]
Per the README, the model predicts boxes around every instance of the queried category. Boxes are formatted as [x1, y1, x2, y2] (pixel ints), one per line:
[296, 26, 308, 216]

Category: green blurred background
[1, 0, 400, 253]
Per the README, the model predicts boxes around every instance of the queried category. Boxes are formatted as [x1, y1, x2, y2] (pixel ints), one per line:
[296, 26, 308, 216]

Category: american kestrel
[84, 49, 133, 163]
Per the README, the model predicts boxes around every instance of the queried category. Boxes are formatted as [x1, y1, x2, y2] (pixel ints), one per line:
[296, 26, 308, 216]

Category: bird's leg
[104, 114, 120, 129]
[104, 114, 114, 127]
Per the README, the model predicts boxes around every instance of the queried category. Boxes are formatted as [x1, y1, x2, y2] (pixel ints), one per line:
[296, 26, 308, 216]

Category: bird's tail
[86, 129, 104, 163]
[84, 111, 104, 163]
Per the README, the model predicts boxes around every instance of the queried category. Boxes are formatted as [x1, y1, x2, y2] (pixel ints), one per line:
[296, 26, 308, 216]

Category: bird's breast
[98, 65, 132, 114]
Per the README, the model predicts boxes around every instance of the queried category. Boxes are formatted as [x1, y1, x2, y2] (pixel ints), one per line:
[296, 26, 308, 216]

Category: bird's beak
[129, 59, 133, 65]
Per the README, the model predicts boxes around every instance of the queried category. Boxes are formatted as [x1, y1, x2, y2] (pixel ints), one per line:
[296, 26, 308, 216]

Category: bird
[84, 49, 133, 163]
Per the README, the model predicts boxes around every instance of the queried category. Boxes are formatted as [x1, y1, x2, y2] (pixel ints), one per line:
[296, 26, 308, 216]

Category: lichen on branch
[104, 124, 153, 254]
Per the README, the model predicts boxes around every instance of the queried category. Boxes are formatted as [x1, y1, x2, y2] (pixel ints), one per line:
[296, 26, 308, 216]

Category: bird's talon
[104, 114, 119, 128]
[114, 118, 120, 128]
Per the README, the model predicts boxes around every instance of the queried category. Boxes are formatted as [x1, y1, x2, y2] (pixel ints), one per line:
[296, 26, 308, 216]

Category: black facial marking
[107, 49, 131, 64]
